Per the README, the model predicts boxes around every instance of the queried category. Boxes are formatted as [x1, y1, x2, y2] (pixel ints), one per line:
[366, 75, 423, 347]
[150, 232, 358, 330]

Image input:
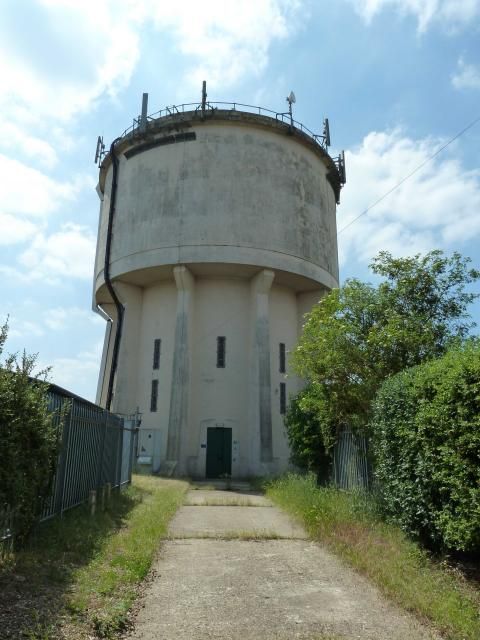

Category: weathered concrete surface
[128, 490, 439, 640]
[169, 505, 307, 539]
[185, 489, 271, 506]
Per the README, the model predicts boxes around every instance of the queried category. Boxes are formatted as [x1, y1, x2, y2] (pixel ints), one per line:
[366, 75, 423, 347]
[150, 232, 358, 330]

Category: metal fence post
[96, 410, 108, 491]
[116, 417, 125, 488]
[128, 420, 137, 483]
[57, 399, 75, 516]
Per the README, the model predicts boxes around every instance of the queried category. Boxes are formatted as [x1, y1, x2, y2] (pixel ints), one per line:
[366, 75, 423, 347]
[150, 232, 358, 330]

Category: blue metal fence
[1, 384, 138, 547]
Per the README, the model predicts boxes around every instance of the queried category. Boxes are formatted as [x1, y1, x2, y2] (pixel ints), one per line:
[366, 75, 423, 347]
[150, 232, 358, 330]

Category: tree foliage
[371, 341, 480, 552]
[287, 250, 479, 469]
[0, 320, 59, 543]
[284, 385, 333, 483]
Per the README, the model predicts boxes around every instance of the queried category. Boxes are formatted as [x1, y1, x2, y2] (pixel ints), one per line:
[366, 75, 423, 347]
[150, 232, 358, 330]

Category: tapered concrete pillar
[96, 303, 115, 407]
[165, 265, 195, 475]
[249, 269, 275, 471]
[111, 282, 143, 415]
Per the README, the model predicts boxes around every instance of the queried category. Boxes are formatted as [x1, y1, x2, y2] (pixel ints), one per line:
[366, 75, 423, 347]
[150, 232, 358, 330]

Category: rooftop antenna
[338, 150, 346, 184]
[201, 80, 207, 118]
[323, 118, 331, 147]
[139, 92, 149, 133]
[286, 91, 296, 130]
[94, 135, 105, 166]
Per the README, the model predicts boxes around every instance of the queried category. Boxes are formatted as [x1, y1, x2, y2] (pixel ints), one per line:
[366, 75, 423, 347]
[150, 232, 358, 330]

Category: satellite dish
[287, 91, 296, 105]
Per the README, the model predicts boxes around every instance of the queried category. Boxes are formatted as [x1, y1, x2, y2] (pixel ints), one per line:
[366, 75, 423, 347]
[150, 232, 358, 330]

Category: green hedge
[0, 322, 59, 544]
[371, 341, 480, 552]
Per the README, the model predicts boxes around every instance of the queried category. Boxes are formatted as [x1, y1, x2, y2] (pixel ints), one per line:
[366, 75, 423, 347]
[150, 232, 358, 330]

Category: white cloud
[0, 154, 85, 219]
[19, 223, 97, 282]
[0, 265, 33, 284]
[0, 212, 39, 246]
[7, 319, 45, 340]
[1, 0, 302, 131]
[148, 0, 302, 89]
[338, 129, 480, 265]
[0, 1, 141, 126]
[348, 0, 480, 32]
[0, 122, 58, 168]
[452, 57, 480, 89]
[37, 341, 104, 401]
[43, 306, 103, 330]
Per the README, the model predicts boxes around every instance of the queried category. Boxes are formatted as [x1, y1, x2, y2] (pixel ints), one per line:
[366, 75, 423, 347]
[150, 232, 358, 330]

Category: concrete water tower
[93, 85, 345, 478]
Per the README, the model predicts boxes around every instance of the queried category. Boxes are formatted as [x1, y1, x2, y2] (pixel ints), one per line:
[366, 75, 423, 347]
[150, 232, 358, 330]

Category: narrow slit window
[216, 336, 226, 368]
[150, 379, 158, 412]
[279, 342, 286, 373]
[153, 338, 161, 370]
[280, 382, 286, 415]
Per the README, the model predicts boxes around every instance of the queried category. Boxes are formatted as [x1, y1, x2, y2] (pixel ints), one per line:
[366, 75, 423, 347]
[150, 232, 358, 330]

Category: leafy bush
[371, 340, 480, 552]
[284, 385, 334, 483]
[0, 321, 59, 544]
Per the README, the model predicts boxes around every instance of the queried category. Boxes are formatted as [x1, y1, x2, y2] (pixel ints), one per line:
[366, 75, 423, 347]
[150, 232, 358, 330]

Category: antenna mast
[286, 90, 296, 130]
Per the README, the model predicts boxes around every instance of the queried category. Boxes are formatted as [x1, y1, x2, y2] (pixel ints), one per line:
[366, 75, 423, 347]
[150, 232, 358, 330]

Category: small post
[106, 482, 111, 503]
[89, 490, 97, 517]
[140, 92, 148, 132]
[201, 80, 207, 118]
[100, 485, 106, 511]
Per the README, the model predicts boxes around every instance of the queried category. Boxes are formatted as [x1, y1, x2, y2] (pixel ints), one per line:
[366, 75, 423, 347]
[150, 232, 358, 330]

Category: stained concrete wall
[94, 116, 338, 302]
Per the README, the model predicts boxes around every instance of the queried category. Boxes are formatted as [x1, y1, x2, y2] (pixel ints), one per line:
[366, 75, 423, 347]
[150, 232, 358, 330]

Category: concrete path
[128, 488, 439, 640]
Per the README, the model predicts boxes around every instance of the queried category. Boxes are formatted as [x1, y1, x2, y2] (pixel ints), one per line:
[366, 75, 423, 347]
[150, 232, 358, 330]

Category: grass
[266, 473, 480, 640]
[0, 475, 187, 639]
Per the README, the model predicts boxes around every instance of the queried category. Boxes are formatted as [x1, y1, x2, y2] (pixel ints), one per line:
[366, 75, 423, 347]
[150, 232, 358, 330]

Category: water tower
[93, 85, 345, 478]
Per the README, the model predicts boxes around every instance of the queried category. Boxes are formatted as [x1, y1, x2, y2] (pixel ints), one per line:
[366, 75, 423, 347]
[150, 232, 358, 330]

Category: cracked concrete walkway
[128, 488, 439, 640]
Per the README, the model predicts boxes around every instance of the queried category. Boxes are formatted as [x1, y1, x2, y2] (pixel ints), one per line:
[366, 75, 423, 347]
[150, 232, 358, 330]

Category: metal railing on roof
[94, 96, 345, 192]
[120, 100, 330, 150]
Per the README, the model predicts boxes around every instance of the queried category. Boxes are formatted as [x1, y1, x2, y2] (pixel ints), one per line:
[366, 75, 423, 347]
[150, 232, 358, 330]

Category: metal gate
[333, 430, 369, 490]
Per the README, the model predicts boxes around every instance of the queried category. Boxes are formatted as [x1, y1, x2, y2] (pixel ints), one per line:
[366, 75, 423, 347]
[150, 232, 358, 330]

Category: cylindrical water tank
[93, 105, 342, 478]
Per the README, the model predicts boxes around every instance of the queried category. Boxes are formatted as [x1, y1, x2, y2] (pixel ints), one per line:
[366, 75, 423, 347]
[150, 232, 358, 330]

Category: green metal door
[206, 427, 232, 478]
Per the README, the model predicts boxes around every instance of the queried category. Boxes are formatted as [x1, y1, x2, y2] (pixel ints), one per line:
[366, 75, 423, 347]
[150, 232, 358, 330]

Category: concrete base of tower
[97, 264, 329, 479]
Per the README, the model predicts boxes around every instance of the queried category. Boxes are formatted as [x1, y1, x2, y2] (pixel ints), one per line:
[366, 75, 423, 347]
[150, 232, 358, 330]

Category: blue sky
[1, 0, 479, 400]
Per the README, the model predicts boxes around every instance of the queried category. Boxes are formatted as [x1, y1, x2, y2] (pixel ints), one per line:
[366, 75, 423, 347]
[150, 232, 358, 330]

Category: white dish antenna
[287, 91, 296, 105]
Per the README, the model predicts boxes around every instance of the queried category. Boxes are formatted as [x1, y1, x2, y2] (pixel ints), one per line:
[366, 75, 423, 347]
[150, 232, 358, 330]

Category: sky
[1, 0, 479, 401]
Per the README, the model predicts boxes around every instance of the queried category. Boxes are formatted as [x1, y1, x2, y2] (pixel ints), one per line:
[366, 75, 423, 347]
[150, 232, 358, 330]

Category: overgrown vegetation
[68, 476, 186, 637]
[0, 475, 187, 639]
[0, 320, 60, 544]
[283, 388, 333, 480]
[267, 474, 480, 640]
[372, 340, 480, 552]
[286, 250, 479, 468]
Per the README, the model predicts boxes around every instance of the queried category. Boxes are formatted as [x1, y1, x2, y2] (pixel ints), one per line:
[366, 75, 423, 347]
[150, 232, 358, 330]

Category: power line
[337, 114, 480, 235]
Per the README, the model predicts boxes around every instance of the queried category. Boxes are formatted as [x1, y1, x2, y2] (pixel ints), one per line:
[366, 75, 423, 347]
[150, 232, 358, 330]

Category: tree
[0, 320, 59, 544]
[287, 250, 479, 469]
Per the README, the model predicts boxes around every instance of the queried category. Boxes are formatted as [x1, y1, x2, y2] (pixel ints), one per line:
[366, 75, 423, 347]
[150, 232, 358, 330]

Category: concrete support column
[95, 302, 115, 407]
[111, 282, 143, 415]
[249, 269, 275, 470]
[165, 265, 195, 475]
